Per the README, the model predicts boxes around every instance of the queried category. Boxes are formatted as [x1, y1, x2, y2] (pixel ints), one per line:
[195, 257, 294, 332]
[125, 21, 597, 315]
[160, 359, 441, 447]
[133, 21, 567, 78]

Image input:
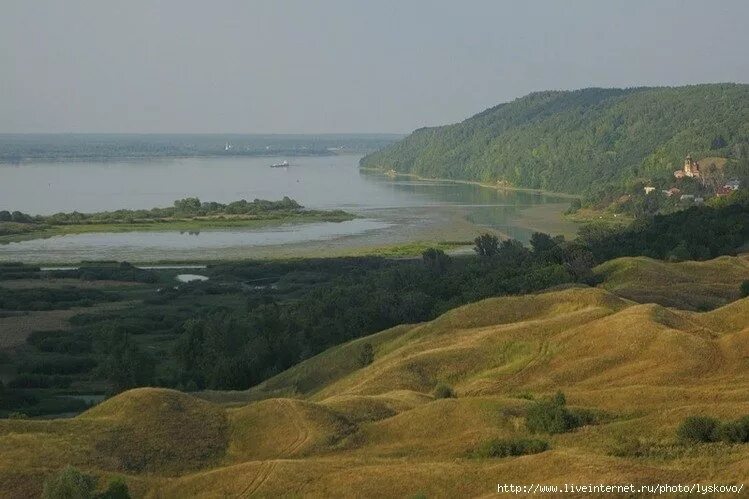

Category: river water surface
[0, 155, 578, 262]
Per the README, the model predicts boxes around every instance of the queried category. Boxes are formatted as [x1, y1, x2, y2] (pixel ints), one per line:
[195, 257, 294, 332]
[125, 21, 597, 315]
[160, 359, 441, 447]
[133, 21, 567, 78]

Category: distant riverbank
[0, 133, 402, 164]
[358, 167, 581, 200]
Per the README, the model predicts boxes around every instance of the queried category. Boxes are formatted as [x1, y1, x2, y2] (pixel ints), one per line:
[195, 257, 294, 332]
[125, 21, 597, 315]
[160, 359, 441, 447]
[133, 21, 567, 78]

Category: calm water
[0, 155, 577, 262]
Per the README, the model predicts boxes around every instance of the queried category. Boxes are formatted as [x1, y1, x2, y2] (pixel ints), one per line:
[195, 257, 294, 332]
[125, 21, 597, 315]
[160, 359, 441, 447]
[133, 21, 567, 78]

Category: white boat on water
[270, 160, 289, 168]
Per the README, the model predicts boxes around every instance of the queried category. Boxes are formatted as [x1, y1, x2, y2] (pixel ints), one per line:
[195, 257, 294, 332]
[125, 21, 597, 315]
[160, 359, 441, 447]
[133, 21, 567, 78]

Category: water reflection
[0, 219, 393, 262]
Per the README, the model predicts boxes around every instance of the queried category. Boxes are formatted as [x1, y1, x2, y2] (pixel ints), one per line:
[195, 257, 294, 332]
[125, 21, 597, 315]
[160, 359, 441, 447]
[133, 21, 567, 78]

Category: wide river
[0, 155, 578, 263]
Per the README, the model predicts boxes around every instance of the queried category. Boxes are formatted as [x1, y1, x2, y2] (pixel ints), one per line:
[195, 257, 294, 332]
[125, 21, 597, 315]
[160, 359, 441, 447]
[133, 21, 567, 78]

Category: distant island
[0, 197, 354, 242]
[360, 84, 749, 210]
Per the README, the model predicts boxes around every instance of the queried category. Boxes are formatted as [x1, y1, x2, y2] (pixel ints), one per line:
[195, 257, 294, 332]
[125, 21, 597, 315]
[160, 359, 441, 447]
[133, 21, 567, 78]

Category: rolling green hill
[360, 84, 749, 195]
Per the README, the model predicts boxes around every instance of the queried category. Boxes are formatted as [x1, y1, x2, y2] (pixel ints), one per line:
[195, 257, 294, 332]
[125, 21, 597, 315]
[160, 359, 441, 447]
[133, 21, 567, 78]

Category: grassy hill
[595, 253, 749, 310]
[360, 84, 749, 195]
[2, 256, 749, 497]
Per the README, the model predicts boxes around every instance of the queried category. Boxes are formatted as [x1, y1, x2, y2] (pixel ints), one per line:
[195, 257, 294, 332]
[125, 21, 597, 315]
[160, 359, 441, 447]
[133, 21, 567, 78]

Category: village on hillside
[641, 154, 741, 204]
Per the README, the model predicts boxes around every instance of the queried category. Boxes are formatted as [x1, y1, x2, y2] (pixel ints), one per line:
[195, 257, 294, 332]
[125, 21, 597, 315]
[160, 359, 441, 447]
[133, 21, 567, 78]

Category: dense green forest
[580, 189, 749, 262]
[360, 84, 749, 196]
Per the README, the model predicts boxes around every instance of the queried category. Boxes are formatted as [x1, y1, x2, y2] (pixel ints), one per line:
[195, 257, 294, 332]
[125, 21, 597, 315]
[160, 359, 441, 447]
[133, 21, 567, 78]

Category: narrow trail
[507, 337, 551, 384]
[239, 461, 279, 497]
[281, 399, 310, 456]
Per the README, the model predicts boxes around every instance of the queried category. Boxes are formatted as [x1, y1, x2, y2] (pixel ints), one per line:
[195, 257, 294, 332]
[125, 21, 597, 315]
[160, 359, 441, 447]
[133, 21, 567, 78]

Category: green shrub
[715, 420, 748, 443]
[714, 416, 749, 444]
[551, 391, 566, 406]
[738, 416, 749, 436]
[471, 437, 549, 458]
[740, 280, 749, 298]
[97, 477, 131, 499]
[512, 391, 534, 400]
[568, 407, 606, 427]
[609, 435, 650, 458]
[473, 233, 500, 257]
[526, 392, 577, 434]
[432, 383, 456, 399]
[42, 466, 96, 499]
[676, 416, 720, 443]
[677, 415, 749, 444]
[422, 248, 451, 272]
[357, 342, 374, 367]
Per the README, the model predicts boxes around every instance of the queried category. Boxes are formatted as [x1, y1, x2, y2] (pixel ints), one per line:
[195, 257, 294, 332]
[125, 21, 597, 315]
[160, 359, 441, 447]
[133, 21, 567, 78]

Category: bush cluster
[740, 280, 749, 298]
[525, 391, 603, 434]
[42, 466, 131, 499]
[432, 383, 456, 399]
[52, 262, 157, 283]
[470, 438, 549, 458]
[357, 342, 375, 367]
[677, 415, 749, 444]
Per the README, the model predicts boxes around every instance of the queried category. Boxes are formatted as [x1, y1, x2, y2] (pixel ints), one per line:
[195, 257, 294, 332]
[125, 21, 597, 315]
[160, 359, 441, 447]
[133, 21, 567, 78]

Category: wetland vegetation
[0, 197, 353, 242]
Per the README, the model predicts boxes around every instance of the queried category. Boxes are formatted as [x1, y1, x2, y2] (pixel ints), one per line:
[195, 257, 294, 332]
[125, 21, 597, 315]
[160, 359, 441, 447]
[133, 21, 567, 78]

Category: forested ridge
[360, 84, 749, 195]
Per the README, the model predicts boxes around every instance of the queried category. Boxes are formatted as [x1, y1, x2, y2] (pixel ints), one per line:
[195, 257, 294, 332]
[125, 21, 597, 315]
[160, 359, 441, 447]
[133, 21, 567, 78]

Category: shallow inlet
[176, 274, 209, 283]
[0, 219, 392, 263]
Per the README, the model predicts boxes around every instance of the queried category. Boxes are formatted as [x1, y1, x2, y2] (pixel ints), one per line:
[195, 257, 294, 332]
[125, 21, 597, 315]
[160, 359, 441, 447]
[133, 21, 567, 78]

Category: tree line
[0, 197, 304, 226]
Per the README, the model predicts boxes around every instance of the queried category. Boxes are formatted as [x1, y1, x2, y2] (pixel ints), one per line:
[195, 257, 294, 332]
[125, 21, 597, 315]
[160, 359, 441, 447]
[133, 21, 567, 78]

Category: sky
[2, 0, 749, 134]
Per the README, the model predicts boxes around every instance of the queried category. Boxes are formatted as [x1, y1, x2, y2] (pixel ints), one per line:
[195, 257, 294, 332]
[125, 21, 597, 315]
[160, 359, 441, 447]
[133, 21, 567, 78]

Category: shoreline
[358, 166, 582, 200]
[1, 241, 473, 268]
[0, 151, 371, 166]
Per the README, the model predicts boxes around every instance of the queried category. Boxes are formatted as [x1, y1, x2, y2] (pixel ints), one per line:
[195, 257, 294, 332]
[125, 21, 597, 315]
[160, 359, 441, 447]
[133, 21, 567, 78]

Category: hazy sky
[2, 0, 749, 134]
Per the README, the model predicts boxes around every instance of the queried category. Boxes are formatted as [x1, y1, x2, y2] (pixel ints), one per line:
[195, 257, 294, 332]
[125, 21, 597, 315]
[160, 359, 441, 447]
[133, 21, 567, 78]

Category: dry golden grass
[2, 269, 749, 497]
[226, 398, 355, 461]
[595, 254, 749, 310]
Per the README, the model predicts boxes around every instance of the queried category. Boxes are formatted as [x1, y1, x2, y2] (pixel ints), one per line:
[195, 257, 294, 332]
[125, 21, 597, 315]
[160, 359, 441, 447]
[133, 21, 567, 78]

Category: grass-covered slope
[3, 282, 749, 497]
[360, 84, 749, 194]
[595, 254, 749, 310]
